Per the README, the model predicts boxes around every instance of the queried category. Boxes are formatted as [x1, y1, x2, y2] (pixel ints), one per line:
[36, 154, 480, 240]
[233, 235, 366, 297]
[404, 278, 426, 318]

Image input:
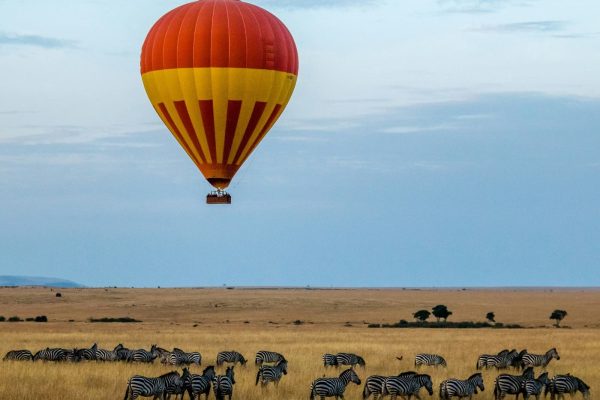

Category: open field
[0, 287, 598, 399]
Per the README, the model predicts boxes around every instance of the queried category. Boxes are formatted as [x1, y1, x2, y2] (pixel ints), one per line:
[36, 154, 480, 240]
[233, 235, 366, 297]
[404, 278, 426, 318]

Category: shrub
[89, 317, 141, 323]
[8, 316, 22, 322]
[55, 292, 62, 297]
[35, 316, 48, 322]
[0, 316, 5, 322]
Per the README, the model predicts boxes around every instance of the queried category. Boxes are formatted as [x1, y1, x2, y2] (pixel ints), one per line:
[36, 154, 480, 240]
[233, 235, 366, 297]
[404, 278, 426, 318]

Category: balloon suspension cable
[206, 189, 232, 205]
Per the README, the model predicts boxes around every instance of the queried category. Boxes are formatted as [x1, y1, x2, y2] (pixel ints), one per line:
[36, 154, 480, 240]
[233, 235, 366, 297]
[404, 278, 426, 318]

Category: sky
[0, 0, 599, 287]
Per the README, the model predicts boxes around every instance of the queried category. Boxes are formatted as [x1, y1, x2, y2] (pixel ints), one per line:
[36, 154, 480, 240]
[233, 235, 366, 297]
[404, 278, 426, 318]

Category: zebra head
[417, 374, 434, 396]
[150, 344, 159, 357]
[575, 377, 590, 399]
[226, 366, 236, 384]
[203, 365, 216, 379]
[278, 359, 288, 375]
[356, 356, 366, 367]
[548, 348, 560, 360]
[497, 349, 510, 356]
[468, 373, 484, 392]
[239, 354, 247, 365]
[114, 343, 123, 351]
[340, 368, 361, 385]
[537, 372, 550, 385]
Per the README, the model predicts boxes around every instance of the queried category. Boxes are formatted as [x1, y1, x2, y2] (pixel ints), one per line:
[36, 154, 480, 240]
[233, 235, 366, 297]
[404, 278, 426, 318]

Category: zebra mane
[202, 365, 215, 375]
[398, 371, 417, 377]
[339, 368, 355, 377]
[467, 373, 482, 381]
[158, 370, 180, 379]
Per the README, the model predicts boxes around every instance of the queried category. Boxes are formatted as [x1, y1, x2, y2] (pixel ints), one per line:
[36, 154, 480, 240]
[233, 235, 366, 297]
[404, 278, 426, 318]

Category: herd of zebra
[3, 346, 591, 400]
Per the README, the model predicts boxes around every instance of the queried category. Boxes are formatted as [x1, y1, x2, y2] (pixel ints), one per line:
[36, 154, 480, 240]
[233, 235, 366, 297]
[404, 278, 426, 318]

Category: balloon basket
[206, 190, 232, 205]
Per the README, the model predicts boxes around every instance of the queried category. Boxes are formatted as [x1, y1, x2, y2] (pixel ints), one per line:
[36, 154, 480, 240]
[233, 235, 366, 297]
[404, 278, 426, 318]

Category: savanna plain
[0, 287, 598, 399]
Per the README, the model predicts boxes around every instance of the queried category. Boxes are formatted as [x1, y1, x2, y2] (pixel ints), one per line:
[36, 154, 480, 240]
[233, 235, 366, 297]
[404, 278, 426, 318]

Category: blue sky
[0, 0, 598, 287]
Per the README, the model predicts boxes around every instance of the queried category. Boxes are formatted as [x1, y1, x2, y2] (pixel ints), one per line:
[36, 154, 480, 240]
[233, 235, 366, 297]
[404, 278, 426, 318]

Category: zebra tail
[255, 368, 261, 386]
[362, 382, 370, 399]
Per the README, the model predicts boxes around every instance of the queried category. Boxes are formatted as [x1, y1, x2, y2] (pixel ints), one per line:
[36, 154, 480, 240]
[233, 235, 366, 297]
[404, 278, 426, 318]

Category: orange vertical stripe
[199, 100, 218, 164]
[223, 100, 242, 164]
[233, 101, 267, 165]
[157, 103, 201, 166]
[174, 101, 208, 164]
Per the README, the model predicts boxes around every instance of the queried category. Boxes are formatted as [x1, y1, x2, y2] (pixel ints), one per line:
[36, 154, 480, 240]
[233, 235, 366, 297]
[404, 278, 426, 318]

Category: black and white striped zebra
[164, 368, 190, 400]
[256, 358, 288, 387]
[486, 350, 519, 370]
[382, 373, 434, 400]
[521, 372, 550, 400]
[493, 367, 534, 400]
[521, 348, 559, 369]
[545, 375, 590, 400]
[123, 370, 180, 400]
[114, 344, 133, 362]
[96, 346, 118, 362]
[415, 354, 447, 368]
[255, 350, 285, 366]
[362, 372, 417, 400]
[336, 353, 366, 368]
[75, 343, 98, 361]
[186, 365, 216, 400]
[510, 350, 528, 370]
[477, 349, 510, 369]
[213, 366, 236, 400]
[131, 344, 159, 363]
[65, 348, 81, 362]
[32, 348, 68, 362]
[323, 353, 339, 368]
[309, 368, 361, 399]
[3, 349, 33, 361]
[440, 373, 485, 400]
[162, 348, 201, 366]
[216, 351, 247, 366]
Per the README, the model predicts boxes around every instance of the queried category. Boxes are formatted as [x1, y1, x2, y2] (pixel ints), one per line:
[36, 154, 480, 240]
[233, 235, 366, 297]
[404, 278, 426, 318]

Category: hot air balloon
[140, 0, 299, 204]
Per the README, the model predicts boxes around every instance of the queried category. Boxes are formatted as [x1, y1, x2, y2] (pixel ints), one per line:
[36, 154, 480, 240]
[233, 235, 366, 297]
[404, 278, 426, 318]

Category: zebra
[96, 346, 118, 361]
[363, 372, 417, 400]
[521, 348, 559, 369]
[216, 351, 247, 366]
[76, 343, 98, 361]
[186, 365, 216, 400]
[3, 350, 33, 361]
[123, 370, 180, 400]
[521, 372, 550, 400]
[545, 375, 590, 400]
[382, 373, 434, 400]
[131, 344, 159, 363]
[510, 350, 528, 370]
[415, 354, 447, 368]
[162, 348, 201, 366]
[255, 350, 285, 366]
[493, 367, 534, 400]
[32, 348, 68, 362]
[213, 365, 236, 400]
[164, 367, 190, 400]
[477, 349, 510, 369]
[486, 350, 518, 370]
[255, 358, 288, 387]
[65, 348, 81, 362]
[439, 373, 485, 400]
[114, 344, 133, 362]
[336, 353, 366, 368]
[323, 353, 339, 368]
[309, 368, 361, 399]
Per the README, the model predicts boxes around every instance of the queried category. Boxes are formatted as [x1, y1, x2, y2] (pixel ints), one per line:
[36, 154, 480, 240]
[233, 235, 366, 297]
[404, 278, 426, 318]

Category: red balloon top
[141, 0, 299, 75]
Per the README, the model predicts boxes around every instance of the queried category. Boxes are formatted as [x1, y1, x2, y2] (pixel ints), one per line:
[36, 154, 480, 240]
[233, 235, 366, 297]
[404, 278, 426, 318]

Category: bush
[89, 317, 141, 323]
[25, 317, 35, 321]
[55, 292, 62, 297]
[35, 316, 48, 322]
[8, 316, 22, 322]
[0, 316, 5, 322]
[368, 320, 524, 329]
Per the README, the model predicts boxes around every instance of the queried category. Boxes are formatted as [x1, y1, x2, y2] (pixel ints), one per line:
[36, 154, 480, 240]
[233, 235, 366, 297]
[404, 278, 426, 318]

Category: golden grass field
[0, 287, 598, 399]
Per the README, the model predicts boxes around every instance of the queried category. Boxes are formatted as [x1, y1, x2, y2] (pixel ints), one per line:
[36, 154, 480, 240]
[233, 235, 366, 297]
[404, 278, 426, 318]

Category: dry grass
[0, 287, 598, 399]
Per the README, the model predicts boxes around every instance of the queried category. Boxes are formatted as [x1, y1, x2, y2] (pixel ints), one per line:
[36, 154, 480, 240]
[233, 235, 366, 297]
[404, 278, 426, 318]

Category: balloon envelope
[141, 0, 299, 189]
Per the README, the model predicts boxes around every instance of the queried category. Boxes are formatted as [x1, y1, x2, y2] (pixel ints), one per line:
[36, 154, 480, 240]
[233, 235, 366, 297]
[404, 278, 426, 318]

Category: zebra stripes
[522, 372, 550, 400]
[477, 349, 510, 369]
[32, 348, 68, 362]
[3, 350, 33, 361]
[336, 353, 366, 368]
[186, 366, 216, 400]
[310, 368, 361, 399]
[76, 343, 98, 361]
[415, 354, 447, 368]
[493, 367, 534, 400]
[124, 370, 180, 400]
[545, 375, 590, 400]
[255, 350, 285, 366]
[255, 358, 288, 387]
[323, 353, 339, 368]
[382, 373, 434, 400]
[362, 372, 417, 400]
[161, 348, 202, 366]
[131, 345, 159, 363]
[217, 351, 247, 366]
[213, 366, 236, 400]
[522, 348, 560, 369]
[440, 373, 485, 400]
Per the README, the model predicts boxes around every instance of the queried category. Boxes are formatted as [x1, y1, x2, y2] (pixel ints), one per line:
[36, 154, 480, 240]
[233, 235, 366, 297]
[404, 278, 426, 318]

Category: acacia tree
[486, 312, 496, 323]
[413, 309, 431, 322]
[550, 309, 568, 327]
[432, 305, 453, 322]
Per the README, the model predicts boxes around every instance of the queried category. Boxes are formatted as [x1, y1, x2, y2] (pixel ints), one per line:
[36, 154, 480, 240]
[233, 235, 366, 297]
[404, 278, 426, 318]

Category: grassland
[0, 287, 598, 399]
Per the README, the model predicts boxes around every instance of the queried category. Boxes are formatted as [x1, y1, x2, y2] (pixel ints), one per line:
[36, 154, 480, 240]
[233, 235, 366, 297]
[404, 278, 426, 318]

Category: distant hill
[0, 275, 84, 288]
